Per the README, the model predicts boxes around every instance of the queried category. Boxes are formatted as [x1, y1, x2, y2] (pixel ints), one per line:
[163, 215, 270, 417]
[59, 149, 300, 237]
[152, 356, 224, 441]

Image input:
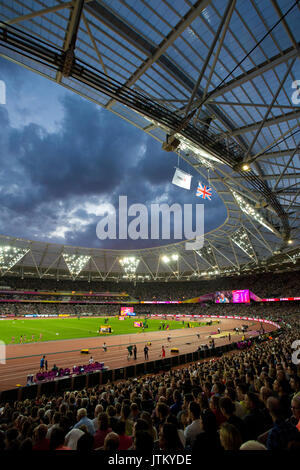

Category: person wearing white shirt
[184, 402, 202, 448]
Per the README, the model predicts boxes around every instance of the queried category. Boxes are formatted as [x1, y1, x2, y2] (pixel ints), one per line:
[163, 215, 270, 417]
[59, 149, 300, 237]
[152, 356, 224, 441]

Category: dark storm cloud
[0, 62, 227, 248]
[12, 94, 146, 200]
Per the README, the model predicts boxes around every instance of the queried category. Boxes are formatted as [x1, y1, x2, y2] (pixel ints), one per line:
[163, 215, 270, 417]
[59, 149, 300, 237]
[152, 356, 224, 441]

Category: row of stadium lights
[0, 245, 297, 279]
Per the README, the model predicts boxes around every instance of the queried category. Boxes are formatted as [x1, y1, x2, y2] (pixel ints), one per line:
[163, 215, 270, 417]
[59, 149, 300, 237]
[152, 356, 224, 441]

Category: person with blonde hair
[240, 440, 267, 450]
[219, 422, 242, 451]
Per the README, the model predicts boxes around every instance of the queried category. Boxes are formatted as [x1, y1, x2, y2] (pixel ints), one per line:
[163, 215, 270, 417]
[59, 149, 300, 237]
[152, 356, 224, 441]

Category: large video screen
[215, 289, 250, 304]
[120, 306, 136, 316]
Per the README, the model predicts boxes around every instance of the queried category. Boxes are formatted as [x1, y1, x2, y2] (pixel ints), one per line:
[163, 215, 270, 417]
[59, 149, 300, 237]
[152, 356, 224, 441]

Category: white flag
[172, 168, 192, 190]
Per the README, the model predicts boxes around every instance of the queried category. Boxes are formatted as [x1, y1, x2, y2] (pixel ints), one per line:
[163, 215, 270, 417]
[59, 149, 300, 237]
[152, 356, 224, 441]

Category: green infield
[0, 317, 217, 344]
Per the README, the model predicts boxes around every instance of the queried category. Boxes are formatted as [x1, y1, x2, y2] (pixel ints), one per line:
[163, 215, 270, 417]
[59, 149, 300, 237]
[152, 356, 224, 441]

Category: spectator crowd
[1, 269, 299, 301]
[0, 313, 299, 452]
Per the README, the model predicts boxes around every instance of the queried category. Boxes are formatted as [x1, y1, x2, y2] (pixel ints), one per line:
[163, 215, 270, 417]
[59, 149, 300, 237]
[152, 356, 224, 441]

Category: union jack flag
[196, 182, 212, 200]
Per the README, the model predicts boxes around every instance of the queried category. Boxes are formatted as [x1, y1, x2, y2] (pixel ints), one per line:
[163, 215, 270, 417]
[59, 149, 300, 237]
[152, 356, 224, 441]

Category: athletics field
[0, 317, 217, 344]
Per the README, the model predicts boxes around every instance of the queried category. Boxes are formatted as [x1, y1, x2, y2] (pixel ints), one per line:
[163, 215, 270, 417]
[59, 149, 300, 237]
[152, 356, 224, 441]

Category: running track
[0, 318, 276, 391]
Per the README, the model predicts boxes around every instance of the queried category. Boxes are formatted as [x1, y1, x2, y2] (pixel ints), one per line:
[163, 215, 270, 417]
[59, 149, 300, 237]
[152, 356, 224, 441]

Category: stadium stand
[1, 270, 299, 300]
[0, 277, 299, 451]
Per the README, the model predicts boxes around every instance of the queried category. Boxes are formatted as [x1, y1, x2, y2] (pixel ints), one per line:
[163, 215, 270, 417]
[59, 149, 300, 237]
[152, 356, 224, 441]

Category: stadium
[0, 0, 299, 455]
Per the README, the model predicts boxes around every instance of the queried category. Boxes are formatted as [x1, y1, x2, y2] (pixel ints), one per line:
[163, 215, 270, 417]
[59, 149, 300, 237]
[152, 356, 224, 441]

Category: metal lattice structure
[0, 0, 299, 282]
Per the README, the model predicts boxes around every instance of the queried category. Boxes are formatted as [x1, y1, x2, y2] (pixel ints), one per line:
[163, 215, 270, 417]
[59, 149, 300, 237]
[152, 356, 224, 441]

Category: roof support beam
[250, 124, 300, 162]
[184, 0, 234, 118]
[196, 0, 236, 113]
[270, 0, 298, 49]
[245, 57, 296, 157]
[190, 45, 299, 106]
[102, 0, 211, 110]
[272, 143, 300, 191]
[286, 188, 300, 212]
[223, 109, 300, 137]
[56, 0, 85, 83]
[3, 2, 73, 25]
[210, 173, 300, 182]
[257, 148, 299, 160]
[82, 12, 108, 76]
[210, 100, 297, 110]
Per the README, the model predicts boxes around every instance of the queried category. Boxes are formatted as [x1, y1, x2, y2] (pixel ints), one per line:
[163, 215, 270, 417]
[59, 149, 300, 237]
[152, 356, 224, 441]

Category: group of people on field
[127, 344, 150, 361]
[12, 333, 43, 344]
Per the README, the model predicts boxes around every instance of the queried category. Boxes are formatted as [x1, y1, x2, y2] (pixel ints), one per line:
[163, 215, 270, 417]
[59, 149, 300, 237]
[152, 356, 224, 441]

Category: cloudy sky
[0, 57, 226, 249]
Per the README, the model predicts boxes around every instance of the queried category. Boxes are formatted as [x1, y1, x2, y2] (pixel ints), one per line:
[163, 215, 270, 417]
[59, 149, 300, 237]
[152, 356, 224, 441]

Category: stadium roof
[0, 0, 299, 281]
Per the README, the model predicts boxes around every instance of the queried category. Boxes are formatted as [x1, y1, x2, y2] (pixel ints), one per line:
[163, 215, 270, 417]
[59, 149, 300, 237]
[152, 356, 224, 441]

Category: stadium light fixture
[179, 138, 217, 168]
[241, 163, 251, 171]
[196, 245, 217, 268]
[231, 227, 256, 259]
[63, 254, 90, 277]
[162, 254, 178, 263]
[231, 190, 277, 234]
[0, 246, 29, 273]
[119, 257, 140, 277]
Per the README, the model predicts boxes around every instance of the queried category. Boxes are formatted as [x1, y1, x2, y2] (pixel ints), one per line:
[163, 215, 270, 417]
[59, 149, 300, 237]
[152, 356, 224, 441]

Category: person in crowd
[73, 408, 95, 436]
[4, 428, 20, 451]
[154, 402, 170, 433]
[107, 405, 119, 432]
[121, 403, 133, 437]
[219, 397, 246, 441]
[46, 411, 61, 439]
[158, 423, 184, 453]
[219, 423, 242, 451]
[290, 376, 300, 400]
[77, 432, 94, 452]
[192, 409, 222, 452]
[224, 387, 247, 419]
[164, 414, 185, 448]
[243, 392, 269, 441]
[99, 432, 119, 451]
[240, 440, 267, 450]
[209, 395, 226, 427]
[170, 390, 182, 416]
[33, 424, 50, 450]
[115, 420, 132, 450]
[266, 396, 300, 450]
[49, 427, 72, 451]
[92, 404, 103, 431]
[64, 429, 85, 450]
[184, 401, 202, 448]
[93, 412, 112, 449]
[130, 403, 140, 422]
[291, 395, 300, 431]
[140, 411, 158, 441]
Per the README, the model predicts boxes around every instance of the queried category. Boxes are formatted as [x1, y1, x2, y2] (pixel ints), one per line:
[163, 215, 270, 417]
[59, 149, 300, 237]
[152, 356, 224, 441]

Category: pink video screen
[232, 289, 250, 303]
[120, 306, 134, 316]
[215, 289, 250, 303]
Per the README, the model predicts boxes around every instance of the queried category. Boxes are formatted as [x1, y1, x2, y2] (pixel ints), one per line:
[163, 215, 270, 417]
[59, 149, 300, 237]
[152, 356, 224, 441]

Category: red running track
[0, 319, 275, 391]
